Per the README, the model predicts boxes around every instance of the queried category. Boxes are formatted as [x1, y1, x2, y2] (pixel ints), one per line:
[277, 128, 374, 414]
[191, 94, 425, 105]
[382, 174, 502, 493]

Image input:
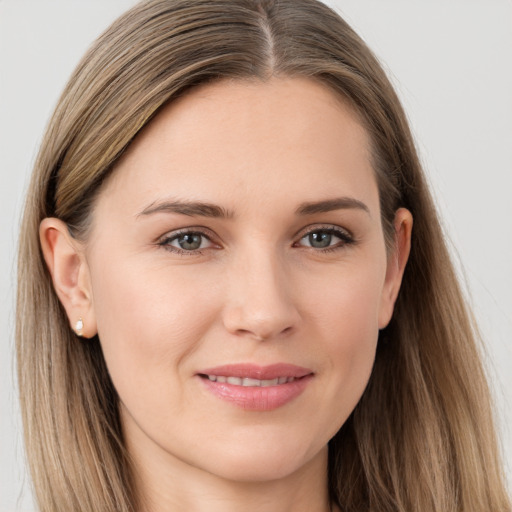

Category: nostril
[237, 325, 294, 342]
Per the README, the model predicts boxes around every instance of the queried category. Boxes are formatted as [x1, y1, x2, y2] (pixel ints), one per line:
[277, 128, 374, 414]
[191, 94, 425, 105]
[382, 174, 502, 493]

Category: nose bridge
[222, 240, 300, 341]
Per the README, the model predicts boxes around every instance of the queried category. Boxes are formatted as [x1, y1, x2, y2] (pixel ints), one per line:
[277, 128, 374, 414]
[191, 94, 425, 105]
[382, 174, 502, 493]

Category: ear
[378, 208, 413, 329]
[39, 218, 97, 338]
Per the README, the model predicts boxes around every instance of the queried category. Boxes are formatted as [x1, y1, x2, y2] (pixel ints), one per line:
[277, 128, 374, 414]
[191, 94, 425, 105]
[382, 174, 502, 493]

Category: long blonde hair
[17, 0, 511, 510]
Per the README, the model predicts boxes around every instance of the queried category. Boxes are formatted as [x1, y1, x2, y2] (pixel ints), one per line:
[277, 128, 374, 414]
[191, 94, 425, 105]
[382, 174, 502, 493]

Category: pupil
[179, 234, 202, 250]
[309, 232, 331, 248]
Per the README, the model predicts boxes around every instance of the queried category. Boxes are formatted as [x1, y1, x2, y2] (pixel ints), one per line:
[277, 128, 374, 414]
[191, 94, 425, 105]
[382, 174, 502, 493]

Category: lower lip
[199, 375, 313, 411]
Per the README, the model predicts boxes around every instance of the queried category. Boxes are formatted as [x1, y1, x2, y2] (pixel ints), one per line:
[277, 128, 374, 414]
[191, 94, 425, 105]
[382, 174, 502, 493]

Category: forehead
[97, 77, 377, 219]
[126, 76, 368, 161]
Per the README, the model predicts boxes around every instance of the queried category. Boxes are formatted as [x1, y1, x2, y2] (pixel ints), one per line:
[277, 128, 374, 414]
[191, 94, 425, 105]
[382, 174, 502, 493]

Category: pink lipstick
[197, 363, 313, 411]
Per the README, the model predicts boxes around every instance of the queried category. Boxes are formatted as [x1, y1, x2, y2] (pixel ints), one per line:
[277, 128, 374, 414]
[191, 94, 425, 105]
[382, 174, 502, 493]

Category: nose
[221, 248, 301, 341]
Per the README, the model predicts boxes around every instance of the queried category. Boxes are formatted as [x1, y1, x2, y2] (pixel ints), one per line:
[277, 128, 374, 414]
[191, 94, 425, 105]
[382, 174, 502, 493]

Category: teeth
[206, 375, 296, 386]
[243, 378, 261, 386]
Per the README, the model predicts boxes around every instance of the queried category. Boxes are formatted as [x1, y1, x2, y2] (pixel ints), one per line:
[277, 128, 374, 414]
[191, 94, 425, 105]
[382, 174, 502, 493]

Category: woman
[16, 0, 511, 511]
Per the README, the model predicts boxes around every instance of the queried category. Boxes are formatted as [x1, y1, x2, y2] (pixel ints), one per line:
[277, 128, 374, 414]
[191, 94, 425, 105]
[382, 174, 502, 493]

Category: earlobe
[378, 208, 413, 329]
[39, 218, 97, 338]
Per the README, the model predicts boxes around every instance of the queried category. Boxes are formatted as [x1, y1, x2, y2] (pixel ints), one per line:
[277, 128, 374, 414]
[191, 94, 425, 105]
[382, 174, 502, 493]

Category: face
[76, 77, 408, 485]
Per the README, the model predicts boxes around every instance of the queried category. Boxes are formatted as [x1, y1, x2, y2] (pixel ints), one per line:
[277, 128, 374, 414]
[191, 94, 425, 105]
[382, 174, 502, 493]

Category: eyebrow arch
[137, 199, 235, 219]
[295, 197, 370, 216]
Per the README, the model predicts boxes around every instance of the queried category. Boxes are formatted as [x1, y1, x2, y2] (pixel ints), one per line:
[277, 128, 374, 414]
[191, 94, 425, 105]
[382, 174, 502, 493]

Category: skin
[41, 77, 412, 512]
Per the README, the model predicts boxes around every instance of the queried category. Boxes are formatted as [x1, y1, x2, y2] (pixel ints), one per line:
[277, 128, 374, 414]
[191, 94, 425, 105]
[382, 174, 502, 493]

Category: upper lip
[198, 363, 313, 380]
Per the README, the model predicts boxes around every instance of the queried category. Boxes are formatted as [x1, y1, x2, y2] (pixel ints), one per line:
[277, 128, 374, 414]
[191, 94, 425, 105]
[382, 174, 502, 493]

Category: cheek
[301, 253, 385, 346]
[89, 258, 220, 399]
[298, 258, 385, 420]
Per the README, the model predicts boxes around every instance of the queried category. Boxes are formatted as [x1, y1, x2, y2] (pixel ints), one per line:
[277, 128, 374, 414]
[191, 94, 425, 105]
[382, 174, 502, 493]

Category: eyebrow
[137, 200, 235, 219]
[295, 197, 370, 216]
[137, 196, 370, 219]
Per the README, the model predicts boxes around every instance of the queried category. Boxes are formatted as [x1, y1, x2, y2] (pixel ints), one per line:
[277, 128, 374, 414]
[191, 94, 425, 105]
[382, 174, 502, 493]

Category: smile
[204, 375, 297, 386]
[197, 364, 313, 411]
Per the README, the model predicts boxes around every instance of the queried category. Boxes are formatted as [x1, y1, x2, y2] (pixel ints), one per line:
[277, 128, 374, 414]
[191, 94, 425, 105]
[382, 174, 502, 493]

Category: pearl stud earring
[75, 318, 84, 336]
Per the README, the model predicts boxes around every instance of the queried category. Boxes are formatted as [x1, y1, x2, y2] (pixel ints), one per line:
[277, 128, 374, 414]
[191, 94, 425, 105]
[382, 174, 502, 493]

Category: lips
[197, 364, 313, 411]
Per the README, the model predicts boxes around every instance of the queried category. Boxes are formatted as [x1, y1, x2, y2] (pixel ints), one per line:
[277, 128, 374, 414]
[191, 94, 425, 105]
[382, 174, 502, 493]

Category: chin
[198, 438, 327, 484]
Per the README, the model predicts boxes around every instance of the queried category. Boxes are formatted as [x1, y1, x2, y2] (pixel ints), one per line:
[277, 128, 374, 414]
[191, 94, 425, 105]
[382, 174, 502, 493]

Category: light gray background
[1, 1, 511, 510]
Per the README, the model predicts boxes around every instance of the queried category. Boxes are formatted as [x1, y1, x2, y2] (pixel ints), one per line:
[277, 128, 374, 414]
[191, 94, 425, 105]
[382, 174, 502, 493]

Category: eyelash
[157, 225, 355, 256]
[157, 228, 216, 256]
[295, 226, 355, 253]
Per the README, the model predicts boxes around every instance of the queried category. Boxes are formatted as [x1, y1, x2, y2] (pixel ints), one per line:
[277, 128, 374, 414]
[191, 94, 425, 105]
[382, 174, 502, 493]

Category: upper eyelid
[158, 226, 216, 242]
[295, 223, 353, 240]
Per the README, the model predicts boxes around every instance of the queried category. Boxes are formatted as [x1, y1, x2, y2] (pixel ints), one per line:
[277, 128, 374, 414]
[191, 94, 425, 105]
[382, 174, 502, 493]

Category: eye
[158, 230, 216, 254]
[296, 227, 354, 251]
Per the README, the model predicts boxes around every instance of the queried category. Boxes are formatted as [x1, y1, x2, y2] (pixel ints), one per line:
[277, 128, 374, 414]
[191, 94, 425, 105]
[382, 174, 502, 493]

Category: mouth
[200, 375, 299, 386]
[197, 363, 314, 411]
